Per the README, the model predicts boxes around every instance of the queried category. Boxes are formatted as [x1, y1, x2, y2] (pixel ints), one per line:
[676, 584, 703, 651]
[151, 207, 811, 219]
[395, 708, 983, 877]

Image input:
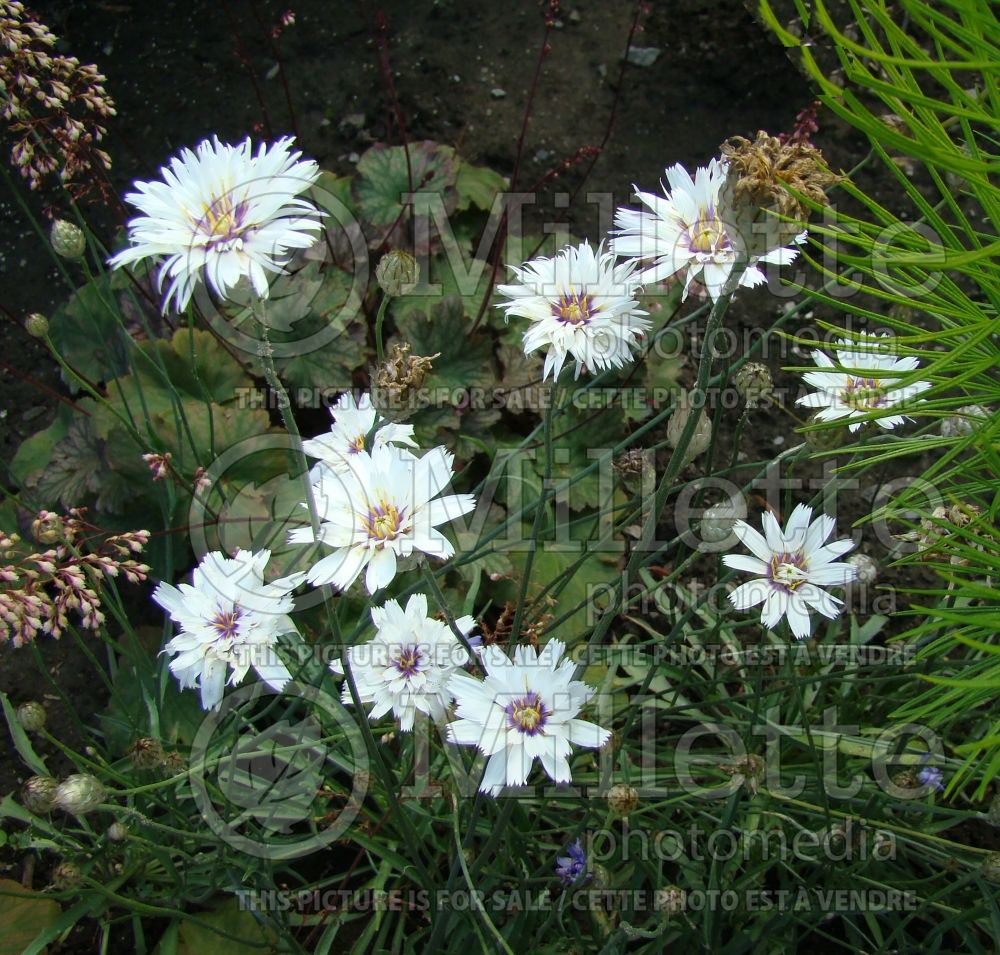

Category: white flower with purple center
[109, 136, 324, 312]
[289, 443, 476, 595]
[611, 158, 805, 301]
[302, 391, 417, 476]
[447, 639, 611, 797]
[721, 504, 857, 640]
[152, 549, 304, 710]
[495, 241, 651, 382]
[342, 593, 474, 731]
[796, 333, 931, 432]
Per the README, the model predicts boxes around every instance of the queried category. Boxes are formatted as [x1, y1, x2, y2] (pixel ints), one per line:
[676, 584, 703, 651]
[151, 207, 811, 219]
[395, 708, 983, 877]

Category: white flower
[495, 241, 651, 382]
[611, 158, 804, 301]
[447, 639, 611, 796]
[152, 549, 303, 710]
[796, 333, 931, 432]
[721, 504, 857, 639]
[302, 391, 417, 476]
[343, 593, 474, 731]
[289, 444, 476, 594]
[109, 136, 324, 312]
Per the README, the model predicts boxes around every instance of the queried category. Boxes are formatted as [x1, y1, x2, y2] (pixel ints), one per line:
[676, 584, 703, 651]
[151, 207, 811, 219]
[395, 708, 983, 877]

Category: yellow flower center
[686, 208, 730, 255]
[506, 691, 550, 735]
[553, 292, 595, 325]
[842, 376, 886, 411]
[364, 501, 405, 543]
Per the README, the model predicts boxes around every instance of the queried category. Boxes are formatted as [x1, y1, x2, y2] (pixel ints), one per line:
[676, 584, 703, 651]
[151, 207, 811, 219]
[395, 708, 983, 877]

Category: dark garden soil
[0, 1, 951, 949]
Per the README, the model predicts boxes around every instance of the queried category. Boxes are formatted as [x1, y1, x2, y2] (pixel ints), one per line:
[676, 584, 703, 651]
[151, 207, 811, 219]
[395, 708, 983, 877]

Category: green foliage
[760, 0, 1000, 796]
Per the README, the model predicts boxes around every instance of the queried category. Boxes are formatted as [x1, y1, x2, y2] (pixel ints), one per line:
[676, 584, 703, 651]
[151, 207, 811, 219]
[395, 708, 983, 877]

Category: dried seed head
[733, 362, 773, 408]
[720, 130, 839, 258]
[373, 343, 438, 420]
[606, 783, 639, 816]
[53, 773, 106, 815]
[22, 774, 59, 813]
[128, 737, 165, 770]
[654, 886, 687, 915]
[52, 862, 82, 890]
[16, 700, 46, 732]
[375, 250, 419, 297]
[50, 218, 86, 259]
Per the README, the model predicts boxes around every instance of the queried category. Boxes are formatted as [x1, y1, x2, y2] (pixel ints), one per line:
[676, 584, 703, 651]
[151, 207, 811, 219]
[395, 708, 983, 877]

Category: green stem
[576, 256, 750, 672]
[375, 293, 391, 366]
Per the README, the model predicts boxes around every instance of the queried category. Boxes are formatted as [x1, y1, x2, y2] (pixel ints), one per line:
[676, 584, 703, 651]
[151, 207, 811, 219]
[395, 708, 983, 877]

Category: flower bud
[17, 701, 47, 732]
[376, 250, 419, 296]
[987, 793, 1000, 828]
[666, 397, 712, 465]
[22, 775, 59, 813]
[25, 313, 49, 338]
[106, 821, 129, 843]
[606, 783, 639, 816]
[733, 362, 773, 408]
[700, 503, 740, 544]
[50, 219, 87, 259]
[654, 886, 687, 915]
[32, 512, 64, 544]
[803, 414, 844, 452]
[846, 553, 878, 586]
[940, 405, 989, 439]
[53, 773, 106, 815]
[982, 852, 1000, 885]
[52, 862, 82, 890]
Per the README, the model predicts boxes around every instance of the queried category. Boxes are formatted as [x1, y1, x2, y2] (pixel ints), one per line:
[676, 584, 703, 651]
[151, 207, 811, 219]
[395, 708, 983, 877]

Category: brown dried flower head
[373, 343, 439, 421]
[720, 130, 840, 259]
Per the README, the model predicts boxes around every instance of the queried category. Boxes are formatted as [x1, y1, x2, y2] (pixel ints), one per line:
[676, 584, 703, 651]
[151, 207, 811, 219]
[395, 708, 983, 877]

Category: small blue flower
[555, 838, 590, 886]
[917, 765, 945, 793]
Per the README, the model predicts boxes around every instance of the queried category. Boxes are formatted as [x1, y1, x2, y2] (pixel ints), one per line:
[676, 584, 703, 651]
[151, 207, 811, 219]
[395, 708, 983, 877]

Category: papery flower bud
[22, 775, 59, 813]
[25, 312, 49, 337]
[733, 362, 773, 408]
[53, 773, 106, 815]
[17, 700, 47, 732]
[606, 783, 639, 816]
[940, 405, 989, 439]
[700, 503, 740, 544]
[376, 250, 419, 296]
[106, 821, 129, 843]
[666, 397, 712, 465]
[846, 553, 878, 586]
[50, 218, 86, 259]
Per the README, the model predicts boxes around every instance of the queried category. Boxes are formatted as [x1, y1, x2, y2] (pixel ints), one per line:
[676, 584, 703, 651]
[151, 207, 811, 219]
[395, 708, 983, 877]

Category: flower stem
[577, 258, 749, 670]
[374, 292, 390, 366]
